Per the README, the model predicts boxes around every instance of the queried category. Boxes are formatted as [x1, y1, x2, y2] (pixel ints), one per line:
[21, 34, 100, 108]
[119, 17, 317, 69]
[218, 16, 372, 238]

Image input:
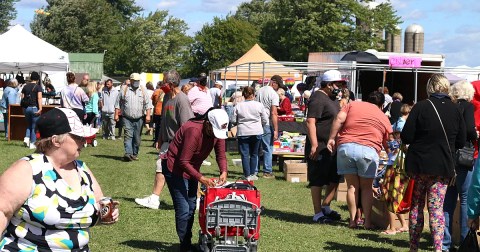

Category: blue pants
[259, 125, 273, 174]
[24, 107, 39, 144]
[238, 135, 262, 177]
[163, 160, 197, 251]
[122, 117, 143, 156]
[442, 167, 473, 250]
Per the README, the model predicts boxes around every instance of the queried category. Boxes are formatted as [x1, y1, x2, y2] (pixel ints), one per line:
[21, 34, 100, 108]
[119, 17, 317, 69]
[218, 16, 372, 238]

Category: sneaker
[262, 173, 275, 179]
[29, 143, 36, 149]
[130, 155, 139, 161]
[315, 215, 333, 224]
[323, 209, 341, 221]
[202, 160, 212, 166]
[135, 195, 160, 209]
[247, 175, 259, 181]
[109, 136, 116, 140]
[123, 154, 133, 162]
[23, 137, 30, 147]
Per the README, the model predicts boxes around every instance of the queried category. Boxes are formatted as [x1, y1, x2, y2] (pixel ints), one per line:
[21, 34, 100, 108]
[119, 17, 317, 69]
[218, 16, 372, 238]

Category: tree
[119, 11, 191, 74]
[182, 16, 260, 77]
[235, 0, 402, 62]
[0, 0, 19, 33]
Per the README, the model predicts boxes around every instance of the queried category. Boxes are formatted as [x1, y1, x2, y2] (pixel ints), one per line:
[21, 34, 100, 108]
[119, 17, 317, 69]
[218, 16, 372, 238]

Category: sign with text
[389, 56, 422, 68]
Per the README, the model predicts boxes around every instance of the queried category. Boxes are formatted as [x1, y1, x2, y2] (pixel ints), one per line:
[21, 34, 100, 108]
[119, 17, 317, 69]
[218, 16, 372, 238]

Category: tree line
[3, 0, 401, 78]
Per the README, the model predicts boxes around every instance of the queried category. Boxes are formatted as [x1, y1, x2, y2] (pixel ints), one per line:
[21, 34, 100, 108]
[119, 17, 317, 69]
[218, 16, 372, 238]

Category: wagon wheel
[92, 139, 98, 147]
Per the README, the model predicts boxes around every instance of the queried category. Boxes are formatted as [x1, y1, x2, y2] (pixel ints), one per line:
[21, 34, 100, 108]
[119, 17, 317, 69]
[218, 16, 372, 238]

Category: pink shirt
[337, 101, 392, 153]
[167, 120, 227, 180]
[188, 86, 213, 115]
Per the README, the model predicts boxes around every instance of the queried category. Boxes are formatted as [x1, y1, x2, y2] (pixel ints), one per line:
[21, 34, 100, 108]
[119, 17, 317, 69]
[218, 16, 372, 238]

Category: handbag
[20, 84, 36, 108]
[427, 99, 457, 185]
[381, 145, 414, 214]
[458, 228, 480, 252]
[456, 141, 475, 168]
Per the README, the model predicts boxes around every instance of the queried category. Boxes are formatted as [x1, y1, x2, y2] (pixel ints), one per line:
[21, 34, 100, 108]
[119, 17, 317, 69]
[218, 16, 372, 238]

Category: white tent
[0, 25, 69, 72]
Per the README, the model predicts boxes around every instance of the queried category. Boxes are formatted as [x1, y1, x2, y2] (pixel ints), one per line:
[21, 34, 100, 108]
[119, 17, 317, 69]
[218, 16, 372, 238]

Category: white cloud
[403, 9, 427, 21]
[157, 0, 179, 9]
[16, 0, 46, 9]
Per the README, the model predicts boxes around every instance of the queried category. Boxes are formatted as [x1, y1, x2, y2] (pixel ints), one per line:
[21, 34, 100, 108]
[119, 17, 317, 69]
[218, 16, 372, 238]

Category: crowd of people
[3, 69, 480, 252]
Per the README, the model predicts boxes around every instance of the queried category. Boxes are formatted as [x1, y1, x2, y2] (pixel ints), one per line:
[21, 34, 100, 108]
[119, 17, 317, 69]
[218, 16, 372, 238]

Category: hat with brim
[207, 109, 229, 139]
[37, 108, 98, 138]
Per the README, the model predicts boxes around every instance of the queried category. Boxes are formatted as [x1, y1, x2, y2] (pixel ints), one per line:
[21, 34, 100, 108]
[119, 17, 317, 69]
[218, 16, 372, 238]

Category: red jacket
[471, 80, 480, 158]
[278, 98, 293, 115]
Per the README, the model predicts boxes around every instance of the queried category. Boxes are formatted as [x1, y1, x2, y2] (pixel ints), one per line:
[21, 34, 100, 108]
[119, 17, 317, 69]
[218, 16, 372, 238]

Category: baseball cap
[215, 80, 223, 86]
[207, 109, 229, 139]
[37, 108, 98, 138]
[130, 73, 141, 81]
[322, 70, 345, 82]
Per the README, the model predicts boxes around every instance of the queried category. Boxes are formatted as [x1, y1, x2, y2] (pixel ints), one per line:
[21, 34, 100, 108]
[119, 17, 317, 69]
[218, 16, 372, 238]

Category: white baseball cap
[322, 70, 345, 82]
[207, 109, 229, 139]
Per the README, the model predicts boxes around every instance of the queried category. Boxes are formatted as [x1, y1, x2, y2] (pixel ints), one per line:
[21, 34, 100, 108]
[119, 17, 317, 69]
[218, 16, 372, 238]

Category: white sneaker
[247, 175, 259, 181]
[135, 195, 160, 209]
[23, 137, 30, 147]
[202, 160, 212, 166]
[29, 143, 36, 149]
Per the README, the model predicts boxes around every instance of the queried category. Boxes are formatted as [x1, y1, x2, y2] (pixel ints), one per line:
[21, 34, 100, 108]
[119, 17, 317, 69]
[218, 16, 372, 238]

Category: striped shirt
[115, 86, 149, 119]
[188, 86, 213, 115]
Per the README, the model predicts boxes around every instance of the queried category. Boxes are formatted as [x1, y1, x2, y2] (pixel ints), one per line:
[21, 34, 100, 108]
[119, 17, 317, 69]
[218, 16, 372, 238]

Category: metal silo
[404, 24, 424, 53]
[385, 26, 402, 52]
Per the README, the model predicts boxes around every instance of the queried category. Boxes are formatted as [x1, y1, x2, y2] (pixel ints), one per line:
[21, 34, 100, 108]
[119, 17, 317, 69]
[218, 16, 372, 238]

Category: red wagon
[198, 181, 261, 252]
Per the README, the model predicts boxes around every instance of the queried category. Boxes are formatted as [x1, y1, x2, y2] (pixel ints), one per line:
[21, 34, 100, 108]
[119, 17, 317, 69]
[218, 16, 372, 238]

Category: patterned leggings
[409, 174, 449, 251]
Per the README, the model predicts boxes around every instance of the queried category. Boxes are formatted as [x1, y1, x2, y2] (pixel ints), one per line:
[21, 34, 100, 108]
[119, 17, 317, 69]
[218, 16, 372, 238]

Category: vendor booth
[0, 25, 69, 140]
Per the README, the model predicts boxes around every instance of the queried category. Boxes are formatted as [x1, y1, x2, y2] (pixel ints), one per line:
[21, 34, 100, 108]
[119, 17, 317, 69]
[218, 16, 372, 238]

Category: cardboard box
[371, 198, 409, 229]
[284, 160, 307, 183]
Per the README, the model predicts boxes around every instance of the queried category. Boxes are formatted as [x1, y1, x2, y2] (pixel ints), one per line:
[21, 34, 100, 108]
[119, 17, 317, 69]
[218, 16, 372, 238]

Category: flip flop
[396, 227, 408, 233]
[380, 230, 397, 235]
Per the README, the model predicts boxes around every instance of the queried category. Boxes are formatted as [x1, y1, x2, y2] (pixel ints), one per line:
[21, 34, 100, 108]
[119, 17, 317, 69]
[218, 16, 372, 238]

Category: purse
[20, 84, 36, 108]
[427, 99, 457, 185]
[456, 141, 475, 169]
[458, 228, 480, 252]
[381, 145, 414, 214]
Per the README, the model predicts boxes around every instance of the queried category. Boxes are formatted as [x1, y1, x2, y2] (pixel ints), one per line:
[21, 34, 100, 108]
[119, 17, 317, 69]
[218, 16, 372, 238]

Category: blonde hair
[392, 92, 403, 101]
[277, 88, 285, 96]
[450, 80, 474, 102]
[181, 83, 194, 95]
[7, 79, 18, 88]
[86, 81, 97, 97]
[400, 104, 412, 116]
[34, 134, 68, 153]
[426, 73, 450, 96]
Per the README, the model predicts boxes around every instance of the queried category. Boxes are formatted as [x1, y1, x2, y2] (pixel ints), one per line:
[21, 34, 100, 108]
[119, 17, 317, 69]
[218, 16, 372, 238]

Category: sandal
[380, 230, 397, 235]
[396, 227, 408, 233]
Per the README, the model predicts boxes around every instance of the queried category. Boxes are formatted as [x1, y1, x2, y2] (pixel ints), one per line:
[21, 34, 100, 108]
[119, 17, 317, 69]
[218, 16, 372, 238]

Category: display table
[278, 121, 307, 134]
[273, 151, 304, 172]
[8, 104, 58, 141]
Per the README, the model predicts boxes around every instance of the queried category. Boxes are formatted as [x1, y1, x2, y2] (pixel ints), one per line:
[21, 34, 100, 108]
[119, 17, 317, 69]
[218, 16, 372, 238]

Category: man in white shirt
[210, 81, 223, 108]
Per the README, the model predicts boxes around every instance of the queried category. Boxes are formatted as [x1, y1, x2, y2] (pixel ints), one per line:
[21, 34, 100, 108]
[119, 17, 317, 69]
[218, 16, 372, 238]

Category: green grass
[0, 132, 434, 251]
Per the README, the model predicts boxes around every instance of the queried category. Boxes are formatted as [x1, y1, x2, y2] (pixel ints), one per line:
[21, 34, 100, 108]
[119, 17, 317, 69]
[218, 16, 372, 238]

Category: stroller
[198, 181, 262, 252]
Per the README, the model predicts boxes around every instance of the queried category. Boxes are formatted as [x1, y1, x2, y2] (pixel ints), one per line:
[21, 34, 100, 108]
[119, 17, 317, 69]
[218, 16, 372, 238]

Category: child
[373, 104, 411, 235]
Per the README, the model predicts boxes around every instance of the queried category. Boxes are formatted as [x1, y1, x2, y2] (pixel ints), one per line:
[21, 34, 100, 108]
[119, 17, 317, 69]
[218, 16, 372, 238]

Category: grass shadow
[261, 207, 312, 224]
[357, 232, 432, 249]
[324, 241, 394, 252]
[120, 240, 177, 251]
[91, 154, 124, 161]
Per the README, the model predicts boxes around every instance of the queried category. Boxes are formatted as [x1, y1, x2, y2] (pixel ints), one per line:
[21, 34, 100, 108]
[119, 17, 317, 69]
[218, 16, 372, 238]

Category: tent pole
[248, 63, 251, 86]
[262, 62, 266, 86]
[414, 68, 418, 103]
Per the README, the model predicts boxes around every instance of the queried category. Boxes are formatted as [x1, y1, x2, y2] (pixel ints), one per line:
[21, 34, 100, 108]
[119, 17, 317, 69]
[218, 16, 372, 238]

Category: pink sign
[389, 56, 422, 68]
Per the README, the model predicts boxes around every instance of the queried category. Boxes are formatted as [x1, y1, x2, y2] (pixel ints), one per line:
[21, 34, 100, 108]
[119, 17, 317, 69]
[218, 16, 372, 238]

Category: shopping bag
[458, 228, 480, 252]
[381, 145, 413, 214]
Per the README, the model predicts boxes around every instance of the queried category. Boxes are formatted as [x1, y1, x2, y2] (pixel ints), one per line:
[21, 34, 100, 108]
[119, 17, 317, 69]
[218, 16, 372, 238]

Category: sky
[11, 0, 480, 67]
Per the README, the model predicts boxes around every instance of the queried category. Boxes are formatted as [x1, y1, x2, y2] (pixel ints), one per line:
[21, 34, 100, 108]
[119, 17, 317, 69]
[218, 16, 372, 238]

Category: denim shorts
[336, 143, 379, 178]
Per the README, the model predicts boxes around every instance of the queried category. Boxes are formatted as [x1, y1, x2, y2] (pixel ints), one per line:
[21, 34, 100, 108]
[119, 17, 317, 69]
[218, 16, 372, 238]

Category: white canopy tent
[0, 25, 69, 73]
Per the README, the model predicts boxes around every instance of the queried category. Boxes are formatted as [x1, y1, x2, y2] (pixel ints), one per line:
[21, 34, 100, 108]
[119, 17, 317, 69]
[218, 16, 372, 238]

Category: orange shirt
[337, 101, 392, 153]
[151, 89, 164, 115]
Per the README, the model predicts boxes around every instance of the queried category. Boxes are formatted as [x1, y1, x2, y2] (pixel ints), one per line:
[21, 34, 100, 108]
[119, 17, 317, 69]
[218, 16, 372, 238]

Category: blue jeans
[238, 135, 262, 177]
[24, 107, 39, 143]
[442, 167, 473, 250]
[122, 117, 143, 156]
[260, 125, 273, 174]
[163, 160, 197, 251]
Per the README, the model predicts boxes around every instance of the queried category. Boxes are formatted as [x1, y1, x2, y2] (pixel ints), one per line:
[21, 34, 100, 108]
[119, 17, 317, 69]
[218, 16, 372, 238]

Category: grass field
[0, 133, 434, 251]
